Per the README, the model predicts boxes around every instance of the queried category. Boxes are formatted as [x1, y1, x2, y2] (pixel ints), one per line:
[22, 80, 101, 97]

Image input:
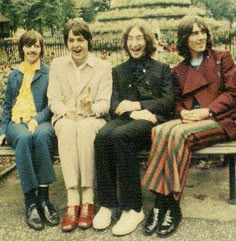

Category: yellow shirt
[11, 60, 40, 123]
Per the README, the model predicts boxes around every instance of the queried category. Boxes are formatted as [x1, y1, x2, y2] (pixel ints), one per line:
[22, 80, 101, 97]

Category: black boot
[37, 186, 60, 226]
[156, 194, 182, 238]
[24, 189, 44, 230]
[142, 193, 167, 236]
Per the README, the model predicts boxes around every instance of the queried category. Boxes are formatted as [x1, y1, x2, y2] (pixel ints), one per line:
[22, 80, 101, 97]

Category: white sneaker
[93, 207, 112, 230]
[112, 209, 145, 236]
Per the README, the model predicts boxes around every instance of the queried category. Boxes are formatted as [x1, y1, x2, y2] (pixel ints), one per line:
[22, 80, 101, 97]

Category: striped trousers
[142, 119, 228, 200]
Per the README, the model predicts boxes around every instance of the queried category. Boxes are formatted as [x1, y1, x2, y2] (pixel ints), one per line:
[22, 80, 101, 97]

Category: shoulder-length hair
[176, 15, 213, 60]
[121, 19, 156, 57]
[18, 30, 44, 61]
[63, 18, 92, 51]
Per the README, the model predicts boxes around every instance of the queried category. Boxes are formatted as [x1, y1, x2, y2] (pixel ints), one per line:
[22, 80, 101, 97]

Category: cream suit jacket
[47, 53, 112, 125]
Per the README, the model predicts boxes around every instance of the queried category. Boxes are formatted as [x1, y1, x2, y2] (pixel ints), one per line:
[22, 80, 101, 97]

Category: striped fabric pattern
[142, 119, 227, 200]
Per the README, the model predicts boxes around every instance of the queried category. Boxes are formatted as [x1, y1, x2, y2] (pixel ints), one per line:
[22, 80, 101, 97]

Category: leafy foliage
[0, 63, 11, 117]
[0, 0, 19, 33]
[193, 0, 236, 25]
[0, 0, 77, 36]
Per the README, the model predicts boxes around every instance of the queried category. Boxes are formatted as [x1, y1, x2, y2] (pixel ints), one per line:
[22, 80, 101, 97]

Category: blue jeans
[6, 121, 56, 193]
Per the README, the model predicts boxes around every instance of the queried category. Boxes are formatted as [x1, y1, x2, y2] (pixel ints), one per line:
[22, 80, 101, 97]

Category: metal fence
[0, 34, 235, 66]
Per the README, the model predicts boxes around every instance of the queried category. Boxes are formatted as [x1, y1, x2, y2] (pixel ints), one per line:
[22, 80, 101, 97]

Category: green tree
[0, 0, 76, 35]
[193, 0, 236, 27]
[0, 0, 19, 34]
[76, 0, 95, 22]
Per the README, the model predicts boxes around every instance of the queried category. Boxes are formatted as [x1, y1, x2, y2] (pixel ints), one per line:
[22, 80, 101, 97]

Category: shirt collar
[68, 53, 96, 69]
[19, 59, 40, 74]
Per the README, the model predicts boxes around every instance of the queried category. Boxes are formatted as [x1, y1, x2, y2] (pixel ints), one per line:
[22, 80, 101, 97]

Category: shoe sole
[61, 226, 77, 232]
[78, 224, 92, 230]
[112, 218, 144, 236]
[157, 218, 182, 239]
[27, 221, 45, 231]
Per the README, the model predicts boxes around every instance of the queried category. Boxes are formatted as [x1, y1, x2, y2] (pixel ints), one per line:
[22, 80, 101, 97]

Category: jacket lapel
[31, 62, 47, 83]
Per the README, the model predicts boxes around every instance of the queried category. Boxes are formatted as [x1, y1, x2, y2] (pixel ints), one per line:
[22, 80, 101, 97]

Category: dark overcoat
[172, 49, 236, 139]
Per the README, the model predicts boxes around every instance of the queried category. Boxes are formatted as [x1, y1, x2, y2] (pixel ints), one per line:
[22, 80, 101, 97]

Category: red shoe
[78, 203, 94, 229]
[61, 205, 80, 232]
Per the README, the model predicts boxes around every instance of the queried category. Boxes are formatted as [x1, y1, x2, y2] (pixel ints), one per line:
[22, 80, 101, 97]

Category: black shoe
[142, 207, 166, 236]
[39, 200, 60, 226]
[156, 207, 182, 238]
[26, 203, 44, 230]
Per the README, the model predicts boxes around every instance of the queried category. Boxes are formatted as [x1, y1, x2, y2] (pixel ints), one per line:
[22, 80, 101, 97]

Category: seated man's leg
[111, 119, 154, 211]
[33, 121, 59, 227]
[6, 121, 37, 194]
[93, 118, 128, 230]
[54, 118, 80, 232]
[110, 119, 154, 235]
[75, 117, 106, 229]
[33, 121, 56, 186]
[6, 121, 44, 230]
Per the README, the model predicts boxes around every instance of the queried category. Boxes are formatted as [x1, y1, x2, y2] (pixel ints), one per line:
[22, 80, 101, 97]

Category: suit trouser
[6, 121, 56, 194]
[142, 119, 228, 200]
[94, 117, 154, 211]
[54, 117, 106, 190]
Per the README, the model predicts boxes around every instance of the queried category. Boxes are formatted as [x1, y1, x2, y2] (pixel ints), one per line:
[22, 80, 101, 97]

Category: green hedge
[91, 17, 230, 39]
[96, 7, 206, 21]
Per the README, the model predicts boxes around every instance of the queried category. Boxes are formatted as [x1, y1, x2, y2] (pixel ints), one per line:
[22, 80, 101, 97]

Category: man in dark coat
[93, 19, 174, 236]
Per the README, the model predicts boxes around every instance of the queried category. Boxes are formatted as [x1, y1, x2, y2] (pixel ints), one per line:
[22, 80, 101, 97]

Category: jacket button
[216, 60, 221, 64]
[128, 84, 132, 88]
[217, 72, 221, 77]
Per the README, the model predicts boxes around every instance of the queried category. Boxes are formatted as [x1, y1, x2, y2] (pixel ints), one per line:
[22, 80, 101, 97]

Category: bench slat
[193, 141, 236, 155]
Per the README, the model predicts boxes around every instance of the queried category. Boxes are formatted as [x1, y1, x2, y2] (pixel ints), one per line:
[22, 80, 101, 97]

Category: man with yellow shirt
[0, 30, 59, 230]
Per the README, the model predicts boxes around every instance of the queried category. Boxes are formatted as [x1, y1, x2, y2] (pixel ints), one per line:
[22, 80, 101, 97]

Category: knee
[34, 129, 53, 145]
[110, 129, 126, 144]
[169, 126, 186, 142]
[17, 132, 32, 145]
[94, 129, 112, 148]
[55, 120, 76, 138]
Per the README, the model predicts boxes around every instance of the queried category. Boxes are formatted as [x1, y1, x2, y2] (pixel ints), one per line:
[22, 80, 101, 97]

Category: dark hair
[176, 15, 213, 60]
[121, 19, 156, 57]
[63, 18, 92, 50]
[18, 30, 44, 61]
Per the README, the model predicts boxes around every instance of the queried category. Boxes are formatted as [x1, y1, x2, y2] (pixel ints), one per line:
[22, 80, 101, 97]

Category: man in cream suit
[47, 18, 112, 232]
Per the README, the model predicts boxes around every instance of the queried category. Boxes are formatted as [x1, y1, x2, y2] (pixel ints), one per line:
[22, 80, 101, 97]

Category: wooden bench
[137, 141, 236, 205]
[1, 141, 236, 204]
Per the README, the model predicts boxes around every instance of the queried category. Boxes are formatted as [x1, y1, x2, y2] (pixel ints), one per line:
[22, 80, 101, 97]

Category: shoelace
[147, 208, 159, 230]
[162, 210, 172, 226]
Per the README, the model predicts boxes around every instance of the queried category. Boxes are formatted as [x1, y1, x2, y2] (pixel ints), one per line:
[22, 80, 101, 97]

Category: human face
[67, 30, 89, 66]
[127, 27, 146, 59]
[188, 23, 207, 59]
[23, 40, 41, 64]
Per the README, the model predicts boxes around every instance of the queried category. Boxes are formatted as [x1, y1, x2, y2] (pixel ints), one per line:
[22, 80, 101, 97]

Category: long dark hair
[176, 15, 213, 60]
[121, 19, 156, 57]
